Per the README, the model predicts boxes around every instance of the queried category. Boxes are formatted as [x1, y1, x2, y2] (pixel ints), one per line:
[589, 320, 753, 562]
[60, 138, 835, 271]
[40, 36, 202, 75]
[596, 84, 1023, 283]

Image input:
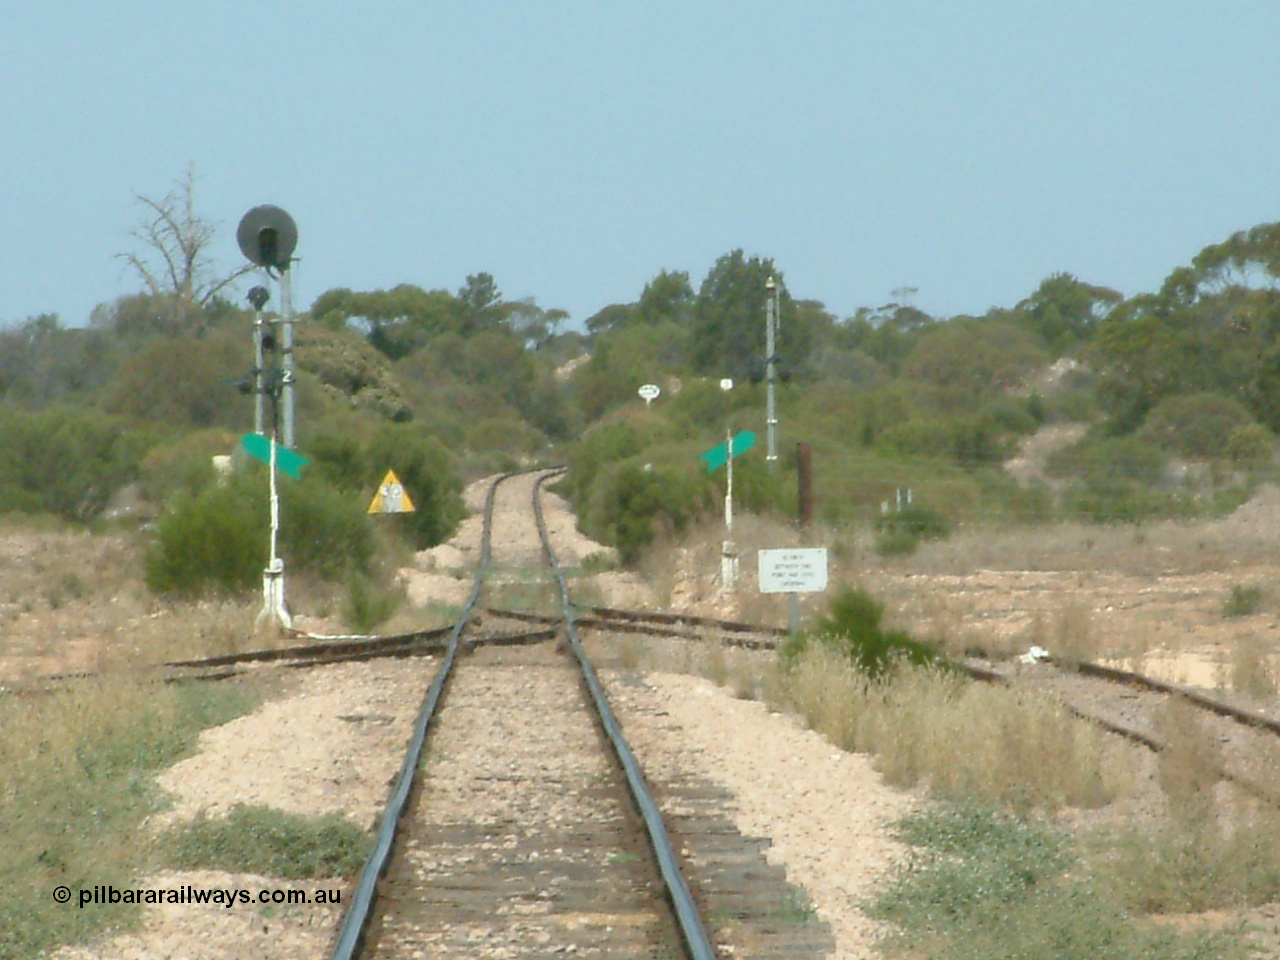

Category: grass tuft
[164, 804, 371, 879]
[1222, 584, 1263, 618]
[782, 586, 949, 680]
[341, 572, 403, 634]
[870, 803, 1251, 960]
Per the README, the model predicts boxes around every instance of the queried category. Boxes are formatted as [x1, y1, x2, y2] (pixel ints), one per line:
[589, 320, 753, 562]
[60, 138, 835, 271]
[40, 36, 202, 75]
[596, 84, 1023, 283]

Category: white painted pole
[722, 427, 737, 590]
[765, 276, 778, 472]
[269, 434, 279, 568]
[256, 432, 291, 631]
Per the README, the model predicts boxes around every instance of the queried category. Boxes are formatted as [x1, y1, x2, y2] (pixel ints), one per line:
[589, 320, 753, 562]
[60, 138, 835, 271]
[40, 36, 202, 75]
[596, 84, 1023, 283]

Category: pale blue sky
[3, 1, 1277, 329]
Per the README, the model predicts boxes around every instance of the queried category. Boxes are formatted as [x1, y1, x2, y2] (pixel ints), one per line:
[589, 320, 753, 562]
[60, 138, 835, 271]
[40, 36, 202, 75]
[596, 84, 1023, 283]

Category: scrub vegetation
[6, 172, 1280, 958]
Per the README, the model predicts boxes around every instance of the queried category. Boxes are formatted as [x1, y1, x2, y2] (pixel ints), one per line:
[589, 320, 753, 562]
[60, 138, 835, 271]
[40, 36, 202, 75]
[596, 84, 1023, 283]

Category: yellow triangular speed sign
[368, 469, 415, 514]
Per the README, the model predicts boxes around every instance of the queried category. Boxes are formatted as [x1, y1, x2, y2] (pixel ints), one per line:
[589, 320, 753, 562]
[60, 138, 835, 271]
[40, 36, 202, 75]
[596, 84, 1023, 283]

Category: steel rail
[955, 661, 1280, 808]
[328, 470, 520, 960]
[1055, 657, 1280, 737]
[486, 605, 781, 650]
[580, 603, 789, 637]
[531, 470, 717, 960]
[164, 625, 454, 669]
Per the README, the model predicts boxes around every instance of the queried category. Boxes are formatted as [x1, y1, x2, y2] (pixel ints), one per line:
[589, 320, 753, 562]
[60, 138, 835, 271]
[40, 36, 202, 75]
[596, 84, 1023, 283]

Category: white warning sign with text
[758, 548, 828, 594]
[367, 469, 415, 514]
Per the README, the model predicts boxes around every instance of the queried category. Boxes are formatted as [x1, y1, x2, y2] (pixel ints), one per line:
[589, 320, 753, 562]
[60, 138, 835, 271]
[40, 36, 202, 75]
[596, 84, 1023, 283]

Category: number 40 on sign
[368, 470, 415, 514]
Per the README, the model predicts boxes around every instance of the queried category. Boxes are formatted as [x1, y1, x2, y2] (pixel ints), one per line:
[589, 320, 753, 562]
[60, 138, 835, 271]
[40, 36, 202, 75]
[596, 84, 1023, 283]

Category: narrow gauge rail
[329, 469, 716, 960]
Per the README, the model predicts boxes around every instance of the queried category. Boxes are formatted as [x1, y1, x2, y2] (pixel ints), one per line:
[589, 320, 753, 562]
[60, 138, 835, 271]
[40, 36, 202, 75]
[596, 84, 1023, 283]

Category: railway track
[328, 469, 720, 960]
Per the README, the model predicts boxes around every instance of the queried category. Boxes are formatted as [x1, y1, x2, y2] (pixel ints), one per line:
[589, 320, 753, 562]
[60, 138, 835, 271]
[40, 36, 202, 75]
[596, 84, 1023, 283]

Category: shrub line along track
[326, 469, 717, 960]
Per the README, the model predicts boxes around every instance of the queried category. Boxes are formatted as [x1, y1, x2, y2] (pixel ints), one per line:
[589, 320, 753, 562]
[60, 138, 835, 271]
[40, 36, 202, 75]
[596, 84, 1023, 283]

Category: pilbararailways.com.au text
[57, 884, 342, 909]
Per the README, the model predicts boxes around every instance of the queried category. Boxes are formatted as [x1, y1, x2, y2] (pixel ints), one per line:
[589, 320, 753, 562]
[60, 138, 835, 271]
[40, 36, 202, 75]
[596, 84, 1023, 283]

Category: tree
[843, 303, 938, 374]
[456, 272, 506, 335]
[690, 250, 810, 377]
[103, 332, 246, 429]
[585, 303, 636, 336]
[1014, 273, 1121, 354]
[504, 298, 569, 348]
[310, 284, 459, 358]
[636, 270, 694, 326]
[1138, 392, 1259, 460]
[901, 317, 1048, 397]
[0, 314, 118, 405]
[117, 166, 254, 333]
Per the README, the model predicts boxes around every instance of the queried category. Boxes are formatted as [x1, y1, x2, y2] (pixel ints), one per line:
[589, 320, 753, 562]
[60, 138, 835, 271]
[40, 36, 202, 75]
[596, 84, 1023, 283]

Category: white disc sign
[638, 383, 661, 408]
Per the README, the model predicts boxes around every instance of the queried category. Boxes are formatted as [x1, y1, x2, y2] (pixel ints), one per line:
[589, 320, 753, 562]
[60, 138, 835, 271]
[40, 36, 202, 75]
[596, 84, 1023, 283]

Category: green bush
[137, 428, 238, 504]
[1225, 422, 1273, 468]
[308, 423, 464, 550]
[985, 395, 1043, 435]
[1139, 392, 1257, 460]
[468, 416, 540, 456]
[566, 414, 676, 508]
[342, 572, 403, 633]
[583, 457, 713, 564]
[879, 414, 1011, 466]
[165, 804, 370, 878]
[782, 587, 948, 680]
[874, 528, 920, 556]
[0, 406, 149, 522]
[1064, 476, 1194, 525]
[1048, 434, 1167, 485]
[146, 467, 375, 598]
[869, 803, 1245, 960]
[1222, 584, 1263, 618]
[876, 503, 952, 540]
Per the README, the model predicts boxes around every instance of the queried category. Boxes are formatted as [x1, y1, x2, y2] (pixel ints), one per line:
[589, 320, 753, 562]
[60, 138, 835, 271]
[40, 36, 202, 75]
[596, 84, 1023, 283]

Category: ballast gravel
[603, 670, 917, 960]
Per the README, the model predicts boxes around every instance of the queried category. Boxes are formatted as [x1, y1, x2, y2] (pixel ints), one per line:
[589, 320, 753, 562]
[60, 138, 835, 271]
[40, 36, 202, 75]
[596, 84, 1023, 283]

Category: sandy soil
[152, 659, 434, 831]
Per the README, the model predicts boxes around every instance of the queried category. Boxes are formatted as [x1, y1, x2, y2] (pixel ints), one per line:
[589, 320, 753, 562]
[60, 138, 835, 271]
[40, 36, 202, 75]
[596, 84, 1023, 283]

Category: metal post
[279, 267, 296, 450]
[722, 427, 737, 589]
[765, 276, 778, 472]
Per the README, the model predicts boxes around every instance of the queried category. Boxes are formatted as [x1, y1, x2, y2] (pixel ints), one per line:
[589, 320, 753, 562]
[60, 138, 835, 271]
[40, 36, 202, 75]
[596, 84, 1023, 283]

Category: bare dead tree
[117, 165, 254, 330]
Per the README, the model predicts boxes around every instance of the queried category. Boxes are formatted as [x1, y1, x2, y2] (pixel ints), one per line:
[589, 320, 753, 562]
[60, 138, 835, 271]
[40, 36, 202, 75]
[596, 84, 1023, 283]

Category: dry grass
[700, 641, 730, 687]
[0, 673, 258, 959]
[870, 499, 1280, 579]
[1094, 703, 1280, 915]
[783, 645, 1122, 812]
[1228, 636, 1277, 701]
[909, 593, 1012, 659]
[1051, 599, 1100, 664]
